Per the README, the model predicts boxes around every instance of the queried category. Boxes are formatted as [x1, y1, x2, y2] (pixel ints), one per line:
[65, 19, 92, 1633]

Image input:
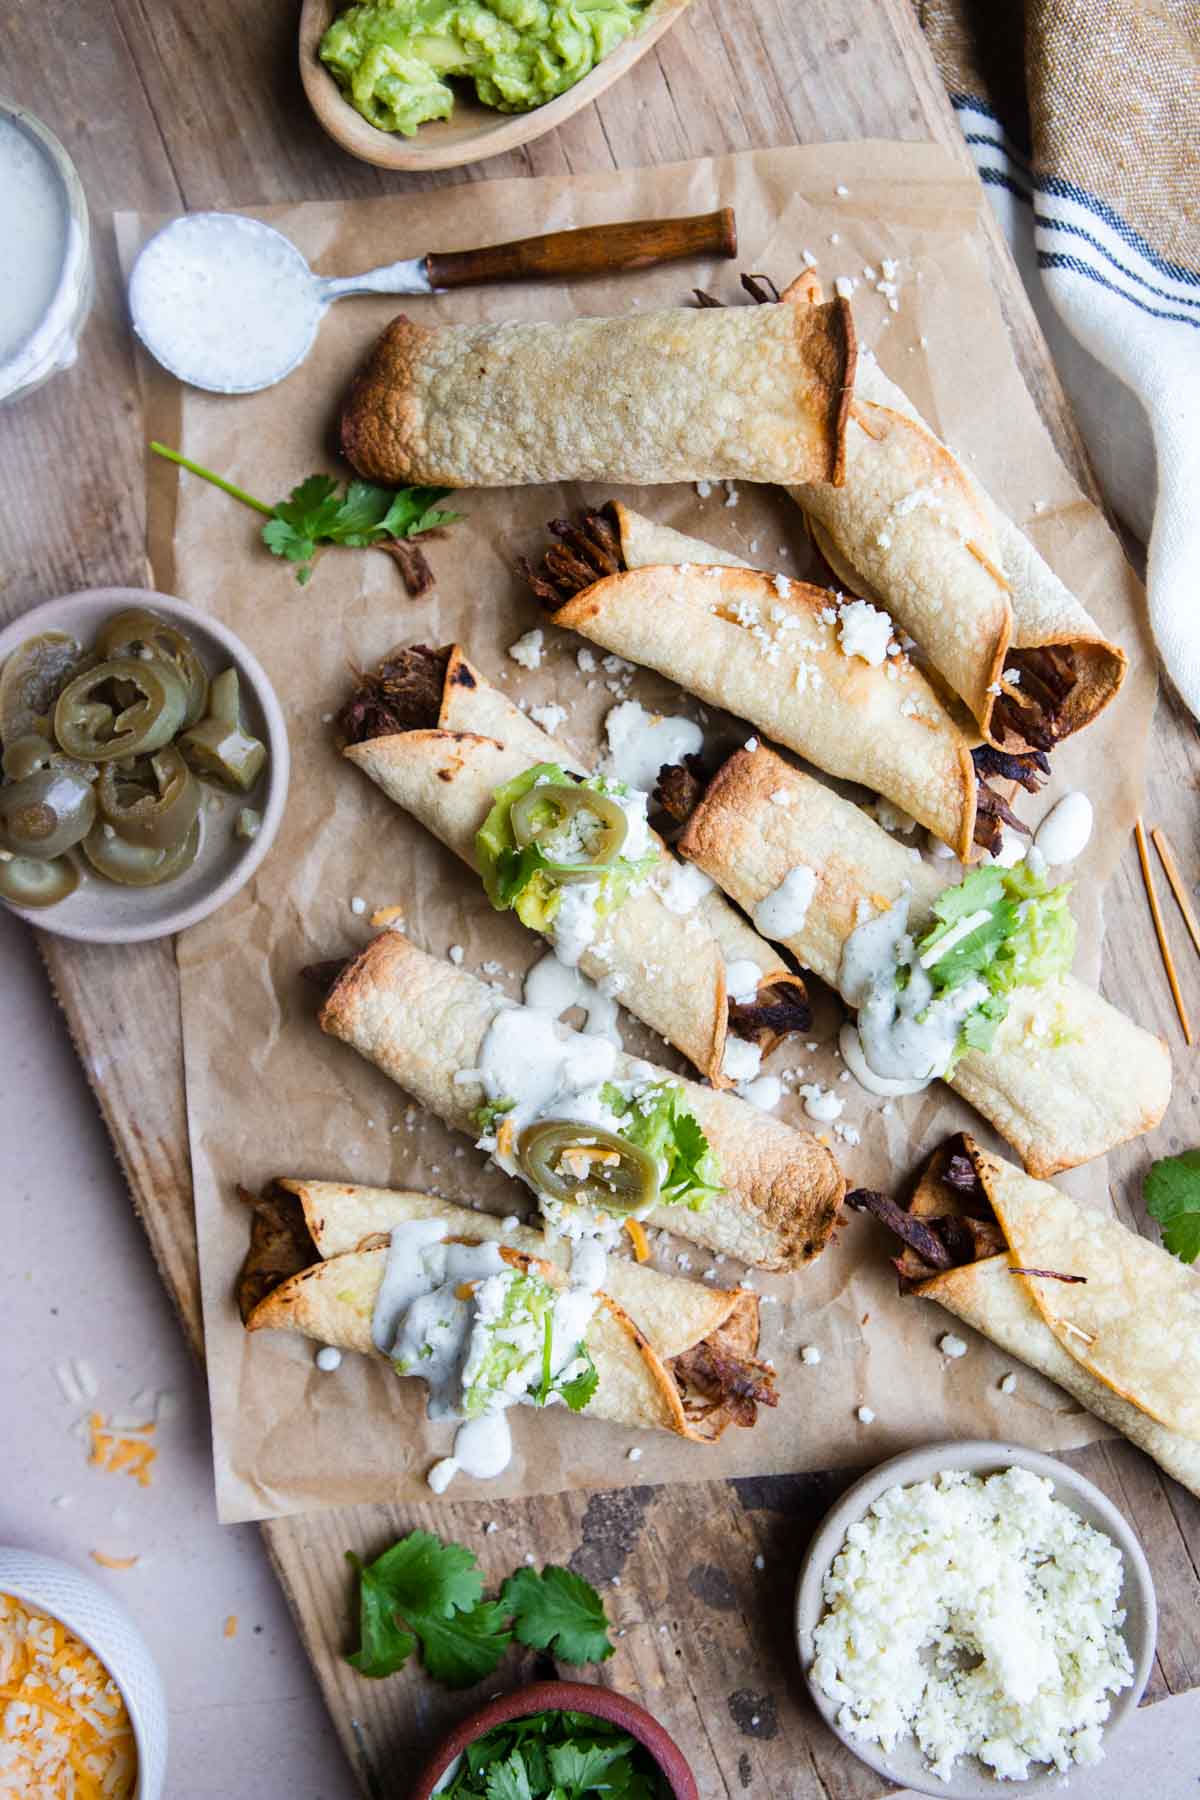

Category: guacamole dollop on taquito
[320, 0, 650, 136]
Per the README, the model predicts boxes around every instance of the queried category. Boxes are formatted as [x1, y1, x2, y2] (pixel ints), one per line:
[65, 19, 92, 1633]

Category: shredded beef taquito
[519, 506, 1048, 857]
[334, 642, 810, 1084]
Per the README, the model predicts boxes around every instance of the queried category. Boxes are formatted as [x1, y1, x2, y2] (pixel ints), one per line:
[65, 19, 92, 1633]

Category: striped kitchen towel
[917, 1, 1200, 718]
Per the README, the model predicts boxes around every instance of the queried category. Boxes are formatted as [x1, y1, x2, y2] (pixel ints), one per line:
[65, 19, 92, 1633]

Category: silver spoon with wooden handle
[128, 207, 737, 396]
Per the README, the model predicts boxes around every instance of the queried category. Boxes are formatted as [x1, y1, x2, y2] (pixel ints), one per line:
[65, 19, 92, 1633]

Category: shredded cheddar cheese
[86, 1413, 157, 1488]
[625, 1218, 650, 1262]
[88, 1554, 140, 1573]
[223, 1615, 238, 1639]
[369, 904, 406, 927]
[496, 1117, 516, 1160]
[0, 1593, 137, 1797]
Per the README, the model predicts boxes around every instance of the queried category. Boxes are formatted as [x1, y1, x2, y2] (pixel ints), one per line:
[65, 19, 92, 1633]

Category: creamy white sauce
[721, 1036, 762, 1083]
[753, 866, 817, 941]
[602, 699, 702, 793]
[1035, 792, 1093, 866]
[0, 116, 86, 397]
[453, 1412, 513, 1479]
[839, 894, 988, 1087]
[0, 118, 68, 366]
[524, 950, 620, 1043]
[314, 1346, 342, 1372]
[570, 1238, 608, 1293]
[371, 1219, 450, 1352]
[130, 213, 323, 394]
[725, 959, 762, 1005]
[988, 827, 1027, 869]
[736, 1073, 783, 1111]
[478, 1006, 620, 1174]
[838, 1021, 930, 1097]
[657, 861, 714, 915]
[799, 1083, 844, 1122]
[549, 879, 603, 967]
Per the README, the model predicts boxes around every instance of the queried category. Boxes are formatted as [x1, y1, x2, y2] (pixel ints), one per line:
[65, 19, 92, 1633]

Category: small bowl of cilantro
[409, 1679, 697, 1800]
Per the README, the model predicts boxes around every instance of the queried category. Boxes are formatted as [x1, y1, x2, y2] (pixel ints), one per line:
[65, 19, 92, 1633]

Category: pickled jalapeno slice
[55, 657, 189, 761]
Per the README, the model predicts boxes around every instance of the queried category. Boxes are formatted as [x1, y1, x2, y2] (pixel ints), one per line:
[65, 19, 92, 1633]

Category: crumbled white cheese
[836, 184, 850, 197]
[427, 1457, 459, 1493]
[657, 861, 714, 916]
[838, 599, 894, 666]
[801, 1345, 822, 1366]
[1000, 1372, 1017, 1395]
[811, 1466, 1134, 1783]
[529, 702, 567, 735]
[769, 787, 793, 808]
[856, 1405, 875, 1424]
[834, 275, 857, 300]
[801, 1083, 844, 1123]
[350, 895, 367, 915]
[315, 1346, 342, 1372]
[736, 1073, 783, 1112]
[724, 480, 739, 508]
[627, 1446, 643, 1462]
[939, 1333, 969, 1359]
[696, 479, 713, 498]
[577, 647, 597, 674]
[508, 628, 544, 670]
[448, 944, 465, 964]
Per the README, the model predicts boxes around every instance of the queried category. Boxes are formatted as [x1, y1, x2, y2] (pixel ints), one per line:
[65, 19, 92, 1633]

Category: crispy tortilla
[782, 275, 1125, 745]
[547, 562, 979, 859]
[677, 743, 1171, 1176]
[904, 1139, 1200, 1496]
[342, 644, 806, 1083]
[339, 297, 856, 489]
[316, 929, 844, 1270]
[244, 1187, 774, 1442]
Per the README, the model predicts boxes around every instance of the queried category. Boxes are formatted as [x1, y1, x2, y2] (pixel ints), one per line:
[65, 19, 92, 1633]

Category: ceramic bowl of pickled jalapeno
[0, 588, 288, 941]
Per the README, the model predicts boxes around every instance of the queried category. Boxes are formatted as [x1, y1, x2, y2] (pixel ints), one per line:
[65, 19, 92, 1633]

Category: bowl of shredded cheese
[795, 1442, 1156, 1798]
[0, 1547, 167, 1798]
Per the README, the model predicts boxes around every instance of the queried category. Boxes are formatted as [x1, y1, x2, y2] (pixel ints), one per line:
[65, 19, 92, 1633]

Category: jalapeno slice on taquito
[337, 643, 810, 1085]
[314, 930, 843, 1270]
[672, 742, 1169, 1177]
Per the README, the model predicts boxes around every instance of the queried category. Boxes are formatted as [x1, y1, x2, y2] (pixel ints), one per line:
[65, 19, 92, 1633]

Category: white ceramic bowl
[0, 1546, 168, 1797]
[796, 1441, 1157, 1800]
[0, 587, 289, 942]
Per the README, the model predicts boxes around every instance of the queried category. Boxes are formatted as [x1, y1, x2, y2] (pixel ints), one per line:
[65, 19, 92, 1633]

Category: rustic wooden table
[4, 2, 1199, 1794]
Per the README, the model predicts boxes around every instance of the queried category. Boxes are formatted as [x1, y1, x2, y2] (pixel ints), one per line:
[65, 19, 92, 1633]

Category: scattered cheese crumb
[753, 1554, 765, 1571]
[801, 1345, 822, 1366]
[836, 184, 850, 197]
[448, 944, 465, 964]
[626, 1446, 643, 1463]
[856, 1405, 875, 1424]
[529, 702, 567, 734]
[999, 1372, 1017, 1395]
[224, 1614, 238, 1639]
[315, 1346, 342, 1372]
[508, 627, 544, 670]
[939, 1333, 969, 1359]
[350, 895, 367, 916]
[90, 1550, 140, 1571]
[370, 904, 405, 928]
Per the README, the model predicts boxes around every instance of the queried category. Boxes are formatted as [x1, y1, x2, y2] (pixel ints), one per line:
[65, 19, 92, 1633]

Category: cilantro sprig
[530, 1317, 600, 1413]
[442, 1710, 671, 1799]
[150, 441, 459, 585]
[1145, 1151, 1200, 1264]
[347, 1532, 614, 1685]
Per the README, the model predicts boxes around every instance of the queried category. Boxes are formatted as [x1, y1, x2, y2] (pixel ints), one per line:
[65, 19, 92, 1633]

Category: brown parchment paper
[118, 142, 1156, 1524]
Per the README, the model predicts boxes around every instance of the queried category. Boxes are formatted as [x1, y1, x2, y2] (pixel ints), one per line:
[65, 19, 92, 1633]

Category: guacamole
[320, 0, 651, 136]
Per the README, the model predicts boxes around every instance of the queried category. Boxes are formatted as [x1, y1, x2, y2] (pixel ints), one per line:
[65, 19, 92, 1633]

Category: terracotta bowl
[299, 0, 694, 172]
[407, 1679, 698, 1799]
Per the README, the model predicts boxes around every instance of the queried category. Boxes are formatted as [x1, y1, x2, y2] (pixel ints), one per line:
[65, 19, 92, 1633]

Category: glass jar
[0, 100, 94, 406]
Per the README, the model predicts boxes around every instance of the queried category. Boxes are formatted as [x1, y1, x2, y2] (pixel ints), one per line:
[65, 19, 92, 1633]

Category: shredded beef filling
[994, 647, 1080, 751]
[338, 644, 450, 744]
[729, 977, 811, 1044]
[673, 1339, 779, 1428]
[375, 538, 436, 598]
[235, 1186, 318, 1323]
[655, 755, 708, 824]
[519, 507, 628, 609]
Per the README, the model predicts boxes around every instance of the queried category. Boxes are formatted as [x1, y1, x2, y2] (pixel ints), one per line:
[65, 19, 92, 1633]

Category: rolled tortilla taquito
[776, 274, 1126, 747]
[522, 507, 1051, 860]
[240, 1182, 776, 1442]
[316, 929, 844, 1270]
[339, 295, 856, 489]
[340, 642, 808, 1085]
[851, 1136, 1200, 1498]
[675, 743, 1170, 1177]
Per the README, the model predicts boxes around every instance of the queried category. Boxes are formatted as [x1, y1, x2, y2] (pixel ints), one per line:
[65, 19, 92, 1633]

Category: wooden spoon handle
[425, 209, 737, 290]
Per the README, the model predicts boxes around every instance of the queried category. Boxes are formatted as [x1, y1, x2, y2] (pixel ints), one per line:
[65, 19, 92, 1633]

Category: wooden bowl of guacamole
[299, 0, 694, 171]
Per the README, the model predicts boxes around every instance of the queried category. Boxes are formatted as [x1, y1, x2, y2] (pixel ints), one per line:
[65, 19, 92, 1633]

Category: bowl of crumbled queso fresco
[0, 1546, 168, 1797]
[795, 1442, 1156, 1798]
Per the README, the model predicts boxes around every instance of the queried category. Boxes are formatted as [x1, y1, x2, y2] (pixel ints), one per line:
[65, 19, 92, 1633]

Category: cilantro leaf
[556, 1343, 599, 1413]
[501, 1565, 614, 1666]
[418, 1598, 514, 1688]
[1145, 1151, 1200, 1263]
[549, 1742, 631, 1792]
[346, 1531, 510, 1685]
[661, 1105, 724, 1209]
[485, 1750, 533, 1800]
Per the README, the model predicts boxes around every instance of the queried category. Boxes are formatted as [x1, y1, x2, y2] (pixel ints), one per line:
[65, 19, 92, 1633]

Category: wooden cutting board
[3, 1, 1199, 1793]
